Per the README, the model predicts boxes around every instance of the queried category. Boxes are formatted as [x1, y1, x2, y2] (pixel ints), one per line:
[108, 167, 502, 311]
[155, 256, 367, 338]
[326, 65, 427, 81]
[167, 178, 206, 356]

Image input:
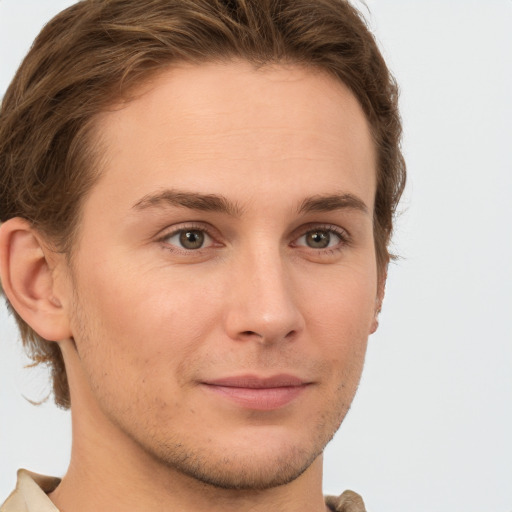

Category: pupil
[180, 230, 204, 249]
[307, 231, 330, 248]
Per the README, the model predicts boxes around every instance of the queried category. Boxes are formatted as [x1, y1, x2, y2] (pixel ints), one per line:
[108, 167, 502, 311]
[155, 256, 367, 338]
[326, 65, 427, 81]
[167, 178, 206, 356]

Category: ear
[369, 266, 387, 335]
[0, 218, 72, 341]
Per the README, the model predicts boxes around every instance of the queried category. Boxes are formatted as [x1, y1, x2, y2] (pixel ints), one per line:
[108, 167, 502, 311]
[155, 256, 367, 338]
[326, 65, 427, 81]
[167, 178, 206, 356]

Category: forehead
[88, 61, 376, 214]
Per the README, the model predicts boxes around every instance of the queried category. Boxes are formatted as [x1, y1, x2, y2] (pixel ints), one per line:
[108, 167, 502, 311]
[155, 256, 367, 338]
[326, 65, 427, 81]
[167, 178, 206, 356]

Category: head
[0, 0, 404, 491]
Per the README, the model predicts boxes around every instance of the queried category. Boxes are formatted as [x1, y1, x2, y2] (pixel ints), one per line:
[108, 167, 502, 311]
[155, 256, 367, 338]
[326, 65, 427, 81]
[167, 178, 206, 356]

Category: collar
[325, 490, 367, 511]
[0, 469, 60, 512]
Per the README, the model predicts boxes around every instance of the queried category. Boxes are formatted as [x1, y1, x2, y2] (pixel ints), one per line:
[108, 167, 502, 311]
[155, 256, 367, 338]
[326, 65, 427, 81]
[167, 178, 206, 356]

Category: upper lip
[203, 374, 308, 388]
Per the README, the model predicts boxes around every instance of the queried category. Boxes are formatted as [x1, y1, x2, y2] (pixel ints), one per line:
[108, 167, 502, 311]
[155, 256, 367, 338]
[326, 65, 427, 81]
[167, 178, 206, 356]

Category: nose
[223, 245, 305, 345]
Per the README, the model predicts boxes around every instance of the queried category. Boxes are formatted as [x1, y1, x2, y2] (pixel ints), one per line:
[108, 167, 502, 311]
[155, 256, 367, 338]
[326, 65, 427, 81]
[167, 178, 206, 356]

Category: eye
[164, 229, 213, 250]
[294, 228, 344, 250]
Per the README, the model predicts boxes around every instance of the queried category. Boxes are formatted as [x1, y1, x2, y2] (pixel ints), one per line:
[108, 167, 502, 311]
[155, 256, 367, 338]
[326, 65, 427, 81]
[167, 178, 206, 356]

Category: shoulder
[325, 490, 367, 512]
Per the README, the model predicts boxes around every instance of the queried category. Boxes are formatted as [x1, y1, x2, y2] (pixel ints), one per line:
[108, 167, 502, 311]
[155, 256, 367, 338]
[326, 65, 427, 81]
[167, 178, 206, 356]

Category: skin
[0, 61, 380, 512]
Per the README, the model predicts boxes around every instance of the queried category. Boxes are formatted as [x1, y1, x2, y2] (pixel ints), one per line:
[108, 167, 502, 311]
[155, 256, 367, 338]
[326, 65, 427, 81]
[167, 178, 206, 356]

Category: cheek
[301, 265, 377, 333]
[71, 259, 223, 384]
[78, 257, 205, 331]
[300, 266, 375, 379]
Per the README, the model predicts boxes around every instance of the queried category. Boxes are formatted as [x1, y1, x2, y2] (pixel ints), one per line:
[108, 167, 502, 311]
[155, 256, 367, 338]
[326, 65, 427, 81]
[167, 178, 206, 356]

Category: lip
[201, 374, 311, 410]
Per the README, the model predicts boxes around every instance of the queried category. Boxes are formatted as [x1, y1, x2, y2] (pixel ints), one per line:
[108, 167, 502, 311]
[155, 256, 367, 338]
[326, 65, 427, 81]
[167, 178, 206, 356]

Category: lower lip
[202, 384, 307, 410]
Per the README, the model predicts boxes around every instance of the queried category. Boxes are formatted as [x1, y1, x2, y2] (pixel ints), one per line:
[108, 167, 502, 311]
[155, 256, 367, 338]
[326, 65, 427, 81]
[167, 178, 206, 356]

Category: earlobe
[0, 218, 72, 341]
[370, 266, 388, 335]
[369, 302, 381, 335]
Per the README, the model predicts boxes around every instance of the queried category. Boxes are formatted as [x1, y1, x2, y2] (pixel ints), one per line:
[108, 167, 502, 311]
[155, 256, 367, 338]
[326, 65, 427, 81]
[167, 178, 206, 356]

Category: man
[0, 1, 405, 511]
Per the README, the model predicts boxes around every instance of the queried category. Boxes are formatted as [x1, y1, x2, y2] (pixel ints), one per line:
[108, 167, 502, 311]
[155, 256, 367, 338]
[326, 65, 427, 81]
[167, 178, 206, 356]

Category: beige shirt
[1, 470, 60, 512]
[1, 469, 367, 512]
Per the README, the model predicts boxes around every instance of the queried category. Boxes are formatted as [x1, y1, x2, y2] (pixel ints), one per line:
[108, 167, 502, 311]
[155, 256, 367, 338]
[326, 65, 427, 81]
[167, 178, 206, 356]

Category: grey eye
[305, 230, 331, 248]
[296, 229, 342, 249]
[165, 229, 211, 250]
[179, 230, 205, 249]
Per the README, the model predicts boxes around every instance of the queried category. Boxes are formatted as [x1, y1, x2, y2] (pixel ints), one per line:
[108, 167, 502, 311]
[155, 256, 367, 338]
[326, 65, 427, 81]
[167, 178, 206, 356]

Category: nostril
[241, 330, 259, 337]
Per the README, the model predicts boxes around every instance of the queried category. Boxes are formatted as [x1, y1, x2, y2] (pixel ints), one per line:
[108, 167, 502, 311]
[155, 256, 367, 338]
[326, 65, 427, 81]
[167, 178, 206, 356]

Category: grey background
[1, 1, 511, 510]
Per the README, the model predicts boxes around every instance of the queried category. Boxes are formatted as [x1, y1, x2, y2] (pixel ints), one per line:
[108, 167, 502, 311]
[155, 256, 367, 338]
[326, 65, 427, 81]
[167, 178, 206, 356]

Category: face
[60, 61, 379, 490]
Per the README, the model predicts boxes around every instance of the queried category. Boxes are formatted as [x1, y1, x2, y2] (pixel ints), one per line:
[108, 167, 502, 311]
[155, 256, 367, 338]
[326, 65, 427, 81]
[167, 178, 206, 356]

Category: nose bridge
[224, 240, 303, 343]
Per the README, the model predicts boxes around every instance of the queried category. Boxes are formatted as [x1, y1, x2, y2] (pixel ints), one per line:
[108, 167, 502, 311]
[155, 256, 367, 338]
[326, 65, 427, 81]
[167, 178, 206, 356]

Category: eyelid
[290, 223, 350, 249]
[156, 222, 222, 250]
[154, 221, 350, 254]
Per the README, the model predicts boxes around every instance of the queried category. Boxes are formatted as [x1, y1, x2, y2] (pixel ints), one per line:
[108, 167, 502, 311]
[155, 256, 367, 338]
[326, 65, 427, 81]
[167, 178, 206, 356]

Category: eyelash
[157, 223, 218, 254]
[291, 224, 350, 256]
[157, 223, 350, 255]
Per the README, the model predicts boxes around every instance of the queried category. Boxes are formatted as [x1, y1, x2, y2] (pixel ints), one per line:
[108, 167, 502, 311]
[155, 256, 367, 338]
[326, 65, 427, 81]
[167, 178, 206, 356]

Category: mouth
[201, 374, 312, 410]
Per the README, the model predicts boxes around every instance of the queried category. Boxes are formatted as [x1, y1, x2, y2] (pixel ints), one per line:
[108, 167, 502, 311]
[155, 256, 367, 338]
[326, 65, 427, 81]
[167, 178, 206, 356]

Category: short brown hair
[0, 0, 405, 408]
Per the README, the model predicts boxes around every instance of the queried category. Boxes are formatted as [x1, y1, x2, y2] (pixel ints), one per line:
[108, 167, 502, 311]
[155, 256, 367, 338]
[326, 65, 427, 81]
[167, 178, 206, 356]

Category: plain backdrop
[1, 1, 511, 511]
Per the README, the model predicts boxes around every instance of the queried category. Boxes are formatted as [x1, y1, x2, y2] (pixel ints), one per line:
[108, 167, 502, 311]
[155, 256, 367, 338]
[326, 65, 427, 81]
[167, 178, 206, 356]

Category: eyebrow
[297, 193, 369, 215]
[132, 189, 243, 217]
[132, 189, 369, 218]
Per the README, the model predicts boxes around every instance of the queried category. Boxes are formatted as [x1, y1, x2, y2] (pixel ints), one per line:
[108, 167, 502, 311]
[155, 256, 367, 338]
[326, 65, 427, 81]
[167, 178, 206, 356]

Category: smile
[201, 374, 311, 411]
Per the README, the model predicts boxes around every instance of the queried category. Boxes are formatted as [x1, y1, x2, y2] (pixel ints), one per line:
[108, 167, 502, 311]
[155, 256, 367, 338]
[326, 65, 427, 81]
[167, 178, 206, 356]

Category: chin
[144, 418, 341, 491]
[160, 442, 322, 490]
